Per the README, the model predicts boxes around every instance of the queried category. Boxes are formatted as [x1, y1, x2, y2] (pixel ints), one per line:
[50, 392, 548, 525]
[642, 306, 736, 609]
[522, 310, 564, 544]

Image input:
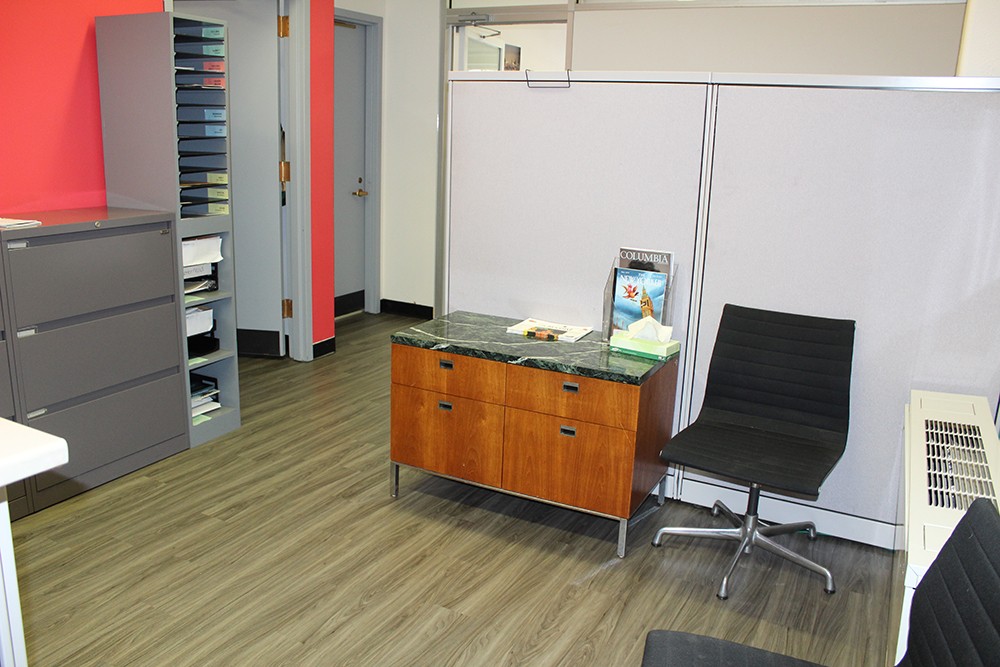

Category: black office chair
[652, 304, 855, 599]
[642, 497, 1000, 666]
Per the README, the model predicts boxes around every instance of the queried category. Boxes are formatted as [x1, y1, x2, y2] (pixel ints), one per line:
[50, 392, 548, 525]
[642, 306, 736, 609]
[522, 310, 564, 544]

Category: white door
[334, 20, 368, 315]
[175, 0, 285, 356]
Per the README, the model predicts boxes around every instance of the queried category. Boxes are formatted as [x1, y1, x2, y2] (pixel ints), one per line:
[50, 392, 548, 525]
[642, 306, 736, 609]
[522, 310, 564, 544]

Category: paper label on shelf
[203, 61, 225, 72]
[203, 77, 226, 89]
[206, 172, 228, 184]
[200, 27, 224, 39]
[203, 109, 226, 121]
[207, 203, 230, 215]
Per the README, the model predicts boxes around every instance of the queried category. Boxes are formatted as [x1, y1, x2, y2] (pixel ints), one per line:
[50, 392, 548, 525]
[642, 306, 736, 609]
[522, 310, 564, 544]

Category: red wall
[310, 1, 336, 345]
[0, 0, 337, 347]
[0, 1, 161, 214]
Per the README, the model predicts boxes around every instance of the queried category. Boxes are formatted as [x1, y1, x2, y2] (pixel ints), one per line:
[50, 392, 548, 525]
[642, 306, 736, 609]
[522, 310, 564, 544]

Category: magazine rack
[603, 249, 675, 341]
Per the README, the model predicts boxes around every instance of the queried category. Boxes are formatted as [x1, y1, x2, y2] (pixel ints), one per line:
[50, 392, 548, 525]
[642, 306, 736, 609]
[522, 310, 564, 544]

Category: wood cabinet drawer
[505, 364, 640, 430]
[502, 406, 634, 517]
[18, 302, 182, 411]
[391, 344, 505, 404]
[6, 223, 175, 325]
[31, 373, 187, 491]
[391, 383, 504, 487]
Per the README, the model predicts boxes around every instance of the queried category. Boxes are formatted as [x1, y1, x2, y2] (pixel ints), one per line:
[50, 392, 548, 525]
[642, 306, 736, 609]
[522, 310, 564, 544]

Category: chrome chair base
[652, 496, 835, 600]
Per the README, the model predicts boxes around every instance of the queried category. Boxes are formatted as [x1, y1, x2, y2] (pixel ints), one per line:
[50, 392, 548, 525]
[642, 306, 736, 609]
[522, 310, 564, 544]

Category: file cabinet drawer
[6, 223, 175, 325]
[391, 344, 505, 404]
[391, 383, 504, 487]
[505, 364, 640, 430]
[18, 303, 181, 411]
[502, 407, 634, 517]
[32, 374, 187, 490]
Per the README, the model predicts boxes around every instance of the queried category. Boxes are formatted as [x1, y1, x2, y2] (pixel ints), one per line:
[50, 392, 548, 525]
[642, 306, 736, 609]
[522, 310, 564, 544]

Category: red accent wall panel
[0, 1, 161, 214]
[310, 0, 336, 345]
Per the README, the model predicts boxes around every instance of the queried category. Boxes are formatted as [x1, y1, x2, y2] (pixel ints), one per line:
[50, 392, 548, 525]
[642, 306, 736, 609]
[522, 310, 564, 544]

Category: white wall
[958, 0, 1000, 76]
[337, 0, 441, 309]
[571, 4, 966, 75]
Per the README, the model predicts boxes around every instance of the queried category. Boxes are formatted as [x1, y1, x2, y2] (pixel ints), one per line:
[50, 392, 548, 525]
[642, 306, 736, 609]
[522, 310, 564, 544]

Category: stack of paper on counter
[506, 318, 593, 342]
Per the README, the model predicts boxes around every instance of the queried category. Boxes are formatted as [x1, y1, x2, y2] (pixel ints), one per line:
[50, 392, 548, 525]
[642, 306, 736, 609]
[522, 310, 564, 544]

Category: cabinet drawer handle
[559, 425, 576, 437]
[439, 359, 454, 371]
[438, 401, 453, 411]
[562, 381, 579, 394]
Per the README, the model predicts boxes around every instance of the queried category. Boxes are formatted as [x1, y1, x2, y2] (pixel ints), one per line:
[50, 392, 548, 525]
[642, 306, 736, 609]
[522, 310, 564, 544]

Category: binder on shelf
[182, 235, 223, 266]
[174, 41, 225, 57]
[180, 170, 228, 185]
[174, 25, 224, 39]
[176, 89, 226, 106]
[177, 123, 227, 138]
[177, 107, 227, 122]
[179, 154, 228, 170]
[180, 186, 229, 202]
[174, 57, 225, 73]
[182, 202, 230, 217]
[178, 138, 227, 154]
[175, 74, 226, 89]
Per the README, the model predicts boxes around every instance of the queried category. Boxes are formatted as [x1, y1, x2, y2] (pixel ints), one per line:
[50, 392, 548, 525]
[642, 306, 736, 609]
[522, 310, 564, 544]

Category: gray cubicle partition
[445, 71, 1000, 547]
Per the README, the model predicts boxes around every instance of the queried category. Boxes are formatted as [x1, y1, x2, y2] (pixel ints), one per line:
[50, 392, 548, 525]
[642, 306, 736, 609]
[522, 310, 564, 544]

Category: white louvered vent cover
[906, 390, 1000, 569]
[924, 418, 997, 509]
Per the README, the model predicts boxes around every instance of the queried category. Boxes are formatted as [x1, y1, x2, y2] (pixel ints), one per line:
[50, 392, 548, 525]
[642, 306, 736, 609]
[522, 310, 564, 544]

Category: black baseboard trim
[335, 290, 365, 316]
[313, 337, 336, 358]
[380, 299, 433, 319]
[237, 329, 282, 357]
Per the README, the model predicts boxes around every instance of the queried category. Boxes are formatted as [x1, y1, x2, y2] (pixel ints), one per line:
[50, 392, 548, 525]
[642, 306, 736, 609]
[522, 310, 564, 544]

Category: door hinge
[282, 298, 293, 319]
[279, 160, 291, 183]
[278, 15, 290, 38]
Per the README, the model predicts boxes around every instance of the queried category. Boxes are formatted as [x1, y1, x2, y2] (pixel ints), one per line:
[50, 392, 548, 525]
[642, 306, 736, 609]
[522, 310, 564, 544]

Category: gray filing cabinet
[0, 262, 28, 519]
[0, 207, 190, 513]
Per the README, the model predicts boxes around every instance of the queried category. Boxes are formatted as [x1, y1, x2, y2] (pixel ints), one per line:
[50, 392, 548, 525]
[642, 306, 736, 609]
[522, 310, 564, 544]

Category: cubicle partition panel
[447, 75, 709, 429]
[445, 71, 1000, 547]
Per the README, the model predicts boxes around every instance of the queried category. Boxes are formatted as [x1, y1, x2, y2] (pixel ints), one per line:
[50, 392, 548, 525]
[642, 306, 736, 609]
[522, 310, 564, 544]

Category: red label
[203, 61, 225, 72]
[203, 78, 226, 89]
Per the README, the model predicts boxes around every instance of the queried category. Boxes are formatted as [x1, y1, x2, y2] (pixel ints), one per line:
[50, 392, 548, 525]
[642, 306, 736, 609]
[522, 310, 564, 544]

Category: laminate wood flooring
[11, 313, 894, 666]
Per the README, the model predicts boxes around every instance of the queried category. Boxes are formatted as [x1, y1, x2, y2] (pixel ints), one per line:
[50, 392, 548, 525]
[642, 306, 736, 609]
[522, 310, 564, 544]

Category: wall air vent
[924, 418, 997, 509]
[895, 390, 1000, 662]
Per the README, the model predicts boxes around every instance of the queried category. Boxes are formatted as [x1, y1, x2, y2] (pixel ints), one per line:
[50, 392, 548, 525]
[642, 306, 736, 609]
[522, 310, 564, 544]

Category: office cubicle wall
[447, 76, 709, 411]
[446, 72, 1000, 546]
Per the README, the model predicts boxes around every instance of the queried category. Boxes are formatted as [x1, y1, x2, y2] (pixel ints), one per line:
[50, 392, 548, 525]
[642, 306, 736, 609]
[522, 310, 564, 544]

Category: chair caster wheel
[716, 593, 728, 601]
[824, 588, 835, 595]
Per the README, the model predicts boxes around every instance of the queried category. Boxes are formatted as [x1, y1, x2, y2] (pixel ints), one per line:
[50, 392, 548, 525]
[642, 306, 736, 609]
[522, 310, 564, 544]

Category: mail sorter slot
[176, 89, 226, 107]
[176, 107, 227, 123]
[31, 373, 187, 491]
[179, 153, 228, 171]
[178, 138, 227, 155]
[6, 225, 177, 326]
[0, 340, 13, 419]
[17, 303, 182, 412]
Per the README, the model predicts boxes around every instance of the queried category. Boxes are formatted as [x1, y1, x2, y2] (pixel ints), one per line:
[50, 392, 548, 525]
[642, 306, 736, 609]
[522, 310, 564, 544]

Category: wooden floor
[12, 313, 893, 666]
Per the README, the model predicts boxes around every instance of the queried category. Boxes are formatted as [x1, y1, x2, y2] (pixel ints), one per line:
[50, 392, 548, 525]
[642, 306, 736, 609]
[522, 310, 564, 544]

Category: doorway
[334, 11, 382, 319]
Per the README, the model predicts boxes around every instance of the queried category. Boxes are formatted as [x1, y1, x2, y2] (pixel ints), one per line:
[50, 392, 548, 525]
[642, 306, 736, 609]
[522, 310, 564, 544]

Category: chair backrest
[898, 497, 1000, 666]
[703, 304, 855, 445]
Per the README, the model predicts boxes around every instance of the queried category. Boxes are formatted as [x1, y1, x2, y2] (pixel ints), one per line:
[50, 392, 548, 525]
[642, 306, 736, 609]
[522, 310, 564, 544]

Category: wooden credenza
[390, 311, 678, 557]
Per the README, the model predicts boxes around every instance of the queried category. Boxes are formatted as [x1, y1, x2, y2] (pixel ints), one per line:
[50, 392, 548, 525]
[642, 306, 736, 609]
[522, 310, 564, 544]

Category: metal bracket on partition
[524, 69, 571, 89]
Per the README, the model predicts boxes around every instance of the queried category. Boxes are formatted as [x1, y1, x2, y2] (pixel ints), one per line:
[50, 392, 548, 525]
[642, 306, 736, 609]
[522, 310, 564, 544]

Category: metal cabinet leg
[617, 518, 628, 558]
[390, 462, 399, 498]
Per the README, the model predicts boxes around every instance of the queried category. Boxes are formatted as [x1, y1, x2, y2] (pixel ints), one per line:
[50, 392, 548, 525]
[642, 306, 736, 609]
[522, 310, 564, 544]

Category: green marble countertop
[390, 311, 678, 385]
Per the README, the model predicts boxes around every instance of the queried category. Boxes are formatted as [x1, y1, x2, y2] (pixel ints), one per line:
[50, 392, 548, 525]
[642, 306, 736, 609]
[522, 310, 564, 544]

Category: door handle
[352, 188, 369, 197]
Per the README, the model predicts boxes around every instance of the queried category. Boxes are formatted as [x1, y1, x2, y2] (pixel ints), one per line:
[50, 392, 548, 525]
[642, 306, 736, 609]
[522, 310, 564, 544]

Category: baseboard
[313, 337, 336, 358]
[674, 476, 897, 550]
[335, 290, 364, 316]
[379, 299, 433, 319]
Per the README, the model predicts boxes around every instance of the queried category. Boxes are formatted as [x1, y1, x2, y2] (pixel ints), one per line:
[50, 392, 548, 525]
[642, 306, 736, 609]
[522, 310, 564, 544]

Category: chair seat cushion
[642, 630, 823, 667]
[660, 408, 845, 496]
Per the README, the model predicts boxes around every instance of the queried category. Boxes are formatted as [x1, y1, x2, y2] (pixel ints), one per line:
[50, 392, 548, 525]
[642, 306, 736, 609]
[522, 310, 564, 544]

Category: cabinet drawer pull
[439, 359, 454, 371]
[559, 425, 576, 437]
[562, 381, 579, 394]
[438, 401, 453, 411]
